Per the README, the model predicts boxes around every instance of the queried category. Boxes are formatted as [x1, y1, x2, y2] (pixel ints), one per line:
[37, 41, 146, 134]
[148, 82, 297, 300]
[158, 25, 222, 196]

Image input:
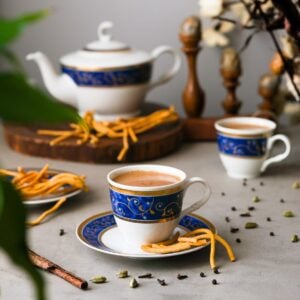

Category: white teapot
[27, 21, 181, 120]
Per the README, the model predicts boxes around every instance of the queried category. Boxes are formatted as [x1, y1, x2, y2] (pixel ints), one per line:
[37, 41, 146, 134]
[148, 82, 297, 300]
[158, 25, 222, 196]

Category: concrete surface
[0, 125, 299, 300]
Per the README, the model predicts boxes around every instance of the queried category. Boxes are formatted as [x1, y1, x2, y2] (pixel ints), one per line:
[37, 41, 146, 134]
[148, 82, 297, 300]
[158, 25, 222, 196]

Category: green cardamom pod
[292, 181, 300, 189]
[245, 222, 258, 229]
[252, 196, 260, 203]
[283, 210, 294, 218]
[90, 276, 107, 283]
[291, 234, 299, 243]
[117, 270, 129, 278]
[129, 277, 139, 288]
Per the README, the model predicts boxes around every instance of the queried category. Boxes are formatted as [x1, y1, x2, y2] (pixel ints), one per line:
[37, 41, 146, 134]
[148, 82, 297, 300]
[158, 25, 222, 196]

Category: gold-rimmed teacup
[107, 164, 211, 247]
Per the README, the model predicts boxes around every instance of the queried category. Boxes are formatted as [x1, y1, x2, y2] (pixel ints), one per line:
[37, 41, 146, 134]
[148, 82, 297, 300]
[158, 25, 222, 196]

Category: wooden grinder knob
[220, 47, 242, 115]
[179, 16, 205, 118]
[254, 73, 280, 121]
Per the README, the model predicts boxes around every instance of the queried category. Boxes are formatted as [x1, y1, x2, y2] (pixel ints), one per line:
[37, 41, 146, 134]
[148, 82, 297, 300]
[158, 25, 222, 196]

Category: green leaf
[0, 47, 26, 75]
[0, 10, 49, 46]
[0, 179, 45, 300]
[0, 73, 80, 124]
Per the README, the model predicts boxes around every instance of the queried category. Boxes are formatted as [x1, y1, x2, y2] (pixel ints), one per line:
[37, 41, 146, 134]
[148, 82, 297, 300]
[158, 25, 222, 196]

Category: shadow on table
[262, 162, 300, 178]
[26, 189, 96, 216]
[88, 246, 226, 273]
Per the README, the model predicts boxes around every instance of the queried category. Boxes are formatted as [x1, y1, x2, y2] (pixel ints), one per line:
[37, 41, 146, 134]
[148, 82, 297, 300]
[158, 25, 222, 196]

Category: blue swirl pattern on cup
[110, 189, 183, 222]
[61, 63, 152, 87]
[217, 134, 267, 157]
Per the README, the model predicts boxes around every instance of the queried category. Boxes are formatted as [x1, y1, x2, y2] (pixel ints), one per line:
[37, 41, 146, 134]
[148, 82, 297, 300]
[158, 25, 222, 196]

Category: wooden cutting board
[3, 103, 183, 164]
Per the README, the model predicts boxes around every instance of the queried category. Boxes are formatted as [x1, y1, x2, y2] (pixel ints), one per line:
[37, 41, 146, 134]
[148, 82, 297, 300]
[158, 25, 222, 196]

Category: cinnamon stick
[28, 249, 88, 290]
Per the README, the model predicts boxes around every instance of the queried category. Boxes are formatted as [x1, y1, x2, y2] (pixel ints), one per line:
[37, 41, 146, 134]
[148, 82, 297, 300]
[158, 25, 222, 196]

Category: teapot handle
[147, 46, 181, 91]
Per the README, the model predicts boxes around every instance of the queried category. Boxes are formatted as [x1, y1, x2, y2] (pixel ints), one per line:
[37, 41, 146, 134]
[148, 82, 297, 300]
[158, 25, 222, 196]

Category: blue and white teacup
[215, 117, 291, 179]
[107, 165, 211, 246]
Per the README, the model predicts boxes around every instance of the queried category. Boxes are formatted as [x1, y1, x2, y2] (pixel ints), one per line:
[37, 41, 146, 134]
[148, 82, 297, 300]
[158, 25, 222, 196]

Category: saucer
[4, 167, 84, 205]
[76, 211, 216, 259]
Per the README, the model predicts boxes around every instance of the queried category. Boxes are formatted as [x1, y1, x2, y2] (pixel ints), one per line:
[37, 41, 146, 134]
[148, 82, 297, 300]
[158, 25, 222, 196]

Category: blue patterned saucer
[76, 211, 216, 259]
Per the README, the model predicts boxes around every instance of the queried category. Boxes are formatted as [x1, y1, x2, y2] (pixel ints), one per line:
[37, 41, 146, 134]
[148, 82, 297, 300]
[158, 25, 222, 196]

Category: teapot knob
[98, 21, 114, 42]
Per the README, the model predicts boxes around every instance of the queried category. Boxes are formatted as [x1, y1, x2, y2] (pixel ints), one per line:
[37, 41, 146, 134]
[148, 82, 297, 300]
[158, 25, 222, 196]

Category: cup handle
[261, 134, 291, 172]
[180, 177, 211, 218]
[147, 46, 181, 91]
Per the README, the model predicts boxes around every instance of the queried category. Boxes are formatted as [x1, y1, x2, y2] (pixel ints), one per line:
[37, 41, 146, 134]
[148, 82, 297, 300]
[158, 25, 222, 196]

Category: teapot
[27, 21, 181, 120]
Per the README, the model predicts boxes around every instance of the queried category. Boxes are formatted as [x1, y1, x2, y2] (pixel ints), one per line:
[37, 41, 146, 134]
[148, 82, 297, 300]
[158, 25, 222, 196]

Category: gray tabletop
[0, 125, 299, 300]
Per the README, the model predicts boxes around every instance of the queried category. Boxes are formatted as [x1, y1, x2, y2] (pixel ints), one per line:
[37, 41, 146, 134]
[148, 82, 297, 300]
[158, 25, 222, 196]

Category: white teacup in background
[215, 117, 291, 179]
[107, 165, 211, 247]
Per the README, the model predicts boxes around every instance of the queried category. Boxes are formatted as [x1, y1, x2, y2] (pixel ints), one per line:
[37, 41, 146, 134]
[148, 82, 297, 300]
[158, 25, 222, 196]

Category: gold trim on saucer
[76, 210, 216, 243]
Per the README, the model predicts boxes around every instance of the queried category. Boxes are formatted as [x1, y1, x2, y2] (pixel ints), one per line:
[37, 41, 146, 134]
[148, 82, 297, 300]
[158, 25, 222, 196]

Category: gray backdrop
[1, 0, 276, 116]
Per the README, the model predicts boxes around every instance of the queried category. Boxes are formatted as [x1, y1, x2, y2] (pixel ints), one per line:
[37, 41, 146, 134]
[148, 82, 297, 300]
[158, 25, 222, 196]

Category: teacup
[215, 117, 291, 179]
[107, 164, 211, 247]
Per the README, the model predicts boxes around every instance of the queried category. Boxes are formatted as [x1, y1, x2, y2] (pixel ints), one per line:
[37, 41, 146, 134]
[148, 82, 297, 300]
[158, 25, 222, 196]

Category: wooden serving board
[3, 104, 183, 164]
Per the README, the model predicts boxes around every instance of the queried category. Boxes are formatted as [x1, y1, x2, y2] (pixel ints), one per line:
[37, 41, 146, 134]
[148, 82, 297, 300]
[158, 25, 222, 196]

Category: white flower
[285, 72, 300, 102]
[218, 21, 235, 33]
[198, 0, 223, 18]
[202, 28, 229, 47]
[230, 2, 252, 26]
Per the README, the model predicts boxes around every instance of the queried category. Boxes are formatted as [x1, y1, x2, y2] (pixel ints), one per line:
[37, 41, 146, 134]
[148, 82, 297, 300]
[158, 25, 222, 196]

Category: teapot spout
[26, 52, 77, 106]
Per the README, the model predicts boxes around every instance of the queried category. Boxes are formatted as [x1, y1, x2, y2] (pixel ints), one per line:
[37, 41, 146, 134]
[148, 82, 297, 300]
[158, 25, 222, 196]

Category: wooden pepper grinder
[220, 47, 242, 115]
[179, 16, 205, 118]
[254, 73, 279, 121]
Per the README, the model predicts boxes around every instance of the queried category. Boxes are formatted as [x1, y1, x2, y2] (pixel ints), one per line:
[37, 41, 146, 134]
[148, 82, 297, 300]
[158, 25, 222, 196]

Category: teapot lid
[85, 21, 129, 51]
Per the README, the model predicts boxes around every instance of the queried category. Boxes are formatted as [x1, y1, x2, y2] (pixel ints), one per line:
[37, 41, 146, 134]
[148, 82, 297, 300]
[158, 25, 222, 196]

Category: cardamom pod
[283, 210, 294, 218]
[292, 181, 300, 189]
[252, 196, 260, 203]
[291, 234, 299, 243]
[90, 276, 107, 283]
[245, 222, 258, 229]
[117, 270, 129, 278]
[129, 277, 139, 288]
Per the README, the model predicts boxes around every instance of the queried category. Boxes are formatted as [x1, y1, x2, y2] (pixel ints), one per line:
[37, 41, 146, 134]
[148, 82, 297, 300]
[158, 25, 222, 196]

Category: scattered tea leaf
[157, 278, 167, 286]
[138, 273, 152, 279]
[230, 227, 239, 233]
[240, 212, 251, 217]
[177, 274, 188, 280]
